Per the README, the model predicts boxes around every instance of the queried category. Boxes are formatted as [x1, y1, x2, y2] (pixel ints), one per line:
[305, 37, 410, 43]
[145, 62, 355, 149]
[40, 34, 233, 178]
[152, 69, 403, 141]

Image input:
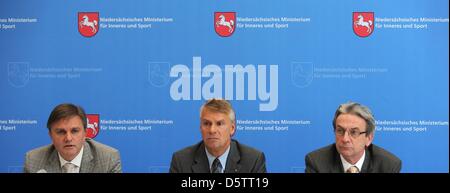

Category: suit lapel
[224, 140, 241, 173]
[360, 146, 372, 173]
[45, 147, 62, 173]
[191, 142, 210, 173]
[331, 144, 345, 173]
[80, 141, 94, 173]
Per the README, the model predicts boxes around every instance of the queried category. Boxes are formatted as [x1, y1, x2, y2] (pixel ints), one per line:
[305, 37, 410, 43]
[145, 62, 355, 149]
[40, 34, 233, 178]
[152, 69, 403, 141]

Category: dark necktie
[211, 158, 222, 173]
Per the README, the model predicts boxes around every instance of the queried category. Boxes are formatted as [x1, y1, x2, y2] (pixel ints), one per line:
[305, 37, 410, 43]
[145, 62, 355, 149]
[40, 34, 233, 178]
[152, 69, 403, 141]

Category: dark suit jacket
[170, 139, 266, 173]
[24, 138, 122, 173]
[305, 144, 401, 173]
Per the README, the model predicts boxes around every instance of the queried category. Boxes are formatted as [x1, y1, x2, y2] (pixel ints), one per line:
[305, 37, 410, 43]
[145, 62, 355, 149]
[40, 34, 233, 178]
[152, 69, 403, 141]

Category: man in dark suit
[305, 102, 401, 173]
[170, 99, 266, 173]
[24, 103, 122, 173]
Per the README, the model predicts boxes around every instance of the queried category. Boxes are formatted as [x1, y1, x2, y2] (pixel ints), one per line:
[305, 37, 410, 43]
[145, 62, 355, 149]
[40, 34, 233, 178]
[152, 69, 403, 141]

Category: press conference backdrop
[1, 0, 448, 173]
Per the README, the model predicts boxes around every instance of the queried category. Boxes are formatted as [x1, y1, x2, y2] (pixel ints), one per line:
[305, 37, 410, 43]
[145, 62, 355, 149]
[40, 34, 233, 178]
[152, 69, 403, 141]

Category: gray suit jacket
[170, 139, 266, 173]
[305, 144, 402, 173]
[24, 138, 122, 173]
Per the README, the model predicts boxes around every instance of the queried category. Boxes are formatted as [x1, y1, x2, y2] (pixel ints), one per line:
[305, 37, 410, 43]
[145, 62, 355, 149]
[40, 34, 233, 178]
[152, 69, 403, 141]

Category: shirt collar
[205, 145, 230, 173]
[58, 145, 84, 168]
[340, 150, 365, 172]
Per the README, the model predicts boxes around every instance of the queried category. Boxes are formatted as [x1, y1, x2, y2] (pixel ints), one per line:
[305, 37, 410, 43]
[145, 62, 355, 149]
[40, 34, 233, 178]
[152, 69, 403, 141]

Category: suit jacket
[24, 138, 122, 173]
[305, 143, 401, 173]
[170, 139, 266, 173]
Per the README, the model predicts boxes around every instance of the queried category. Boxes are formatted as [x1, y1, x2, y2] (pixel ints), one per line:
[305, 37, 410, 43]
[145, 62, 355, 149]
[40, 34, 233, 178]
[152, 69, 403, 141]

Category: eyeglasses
[335, 128, 367, 138]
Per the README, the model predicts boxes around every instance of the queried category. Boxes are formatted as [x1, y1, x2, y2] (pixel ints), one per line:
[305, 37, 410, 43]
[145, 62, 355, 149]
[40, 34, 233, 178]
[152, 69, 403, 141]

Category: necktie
[211, 158, 222, 173]
[62, 163, 77, 173]
[346, 166, 359, 173]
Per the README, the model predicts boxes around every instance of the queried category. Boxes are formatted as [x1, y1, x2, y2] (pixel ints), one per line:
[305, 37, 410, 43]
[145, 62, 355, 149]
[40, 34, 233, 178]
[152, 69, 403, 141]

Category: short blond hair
[200, 98, 236, 124]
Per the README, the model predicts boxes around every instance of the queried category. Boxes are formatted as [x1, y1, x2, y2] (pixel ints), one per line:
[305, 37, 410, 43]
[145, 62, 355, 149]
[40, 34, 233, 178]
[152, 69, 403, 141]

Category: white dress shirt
[340, 150, 365, 173]
[205, 145, 230, 173]
[58, 146, 84, 173]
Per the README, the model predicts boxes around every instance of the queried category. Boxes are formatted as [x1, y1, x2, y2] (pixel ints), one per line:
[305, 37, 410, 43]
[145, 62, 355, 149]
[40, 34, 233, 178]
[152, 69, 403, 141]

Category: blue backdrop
[1, 0, 448, 172]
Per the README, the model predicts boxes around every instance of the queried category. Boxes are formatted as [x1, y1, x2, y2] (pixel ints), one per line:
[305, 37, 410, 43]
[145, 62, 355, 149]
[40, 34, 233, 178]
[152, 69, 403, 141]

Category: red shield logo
[86, 114, 100, 138]
[353, 12, 374, 37]
[78, 12, 99, 37]
[214, 12, 236, 37]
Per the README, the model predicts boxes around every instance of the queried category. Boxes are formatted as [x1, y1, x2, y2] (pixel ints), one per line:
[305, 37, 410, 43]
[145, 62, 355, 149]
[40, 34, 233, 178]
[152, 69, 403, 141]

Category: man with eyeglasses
[305, 102, 401, 173]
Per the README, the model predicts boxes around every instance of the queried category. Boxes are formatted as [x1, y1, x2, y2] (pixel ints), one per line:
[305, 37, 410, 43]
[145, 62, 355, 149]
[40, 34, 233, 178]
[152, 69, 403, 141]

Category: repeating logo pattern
[291, 62, 313, 88]
[78, 12, 99, 37]
[214, 12, 236, 37]
[7, 62, 29, 88]
[148, 62, 171, 87]
[353, 12, 374, 37]
[86, 114, 100, 138]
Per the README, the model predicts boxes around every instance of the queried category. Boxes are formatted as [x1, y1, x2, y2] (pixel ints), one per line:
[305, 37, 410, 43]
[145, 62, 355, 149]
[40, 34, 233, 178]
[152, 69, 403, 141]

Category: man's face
[200, 109, 235, 157]
[335, 113, 373, 164]
[49, 116, 86, 161]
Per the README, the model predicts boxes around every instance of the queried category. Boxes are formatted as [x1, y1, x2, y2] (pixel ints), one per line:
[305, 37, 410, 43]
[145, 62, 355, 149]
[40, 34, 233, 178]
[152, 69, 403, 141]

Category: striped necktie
[211, 158, 222, 173]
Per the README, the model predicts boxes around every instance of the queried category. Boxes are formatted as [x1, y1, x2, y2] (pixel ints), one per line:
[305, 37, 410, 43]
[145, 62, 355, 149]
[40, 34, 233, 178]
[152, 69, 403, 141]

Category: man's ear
[366, 132, 374, 147]
[230, 123, 236, 137]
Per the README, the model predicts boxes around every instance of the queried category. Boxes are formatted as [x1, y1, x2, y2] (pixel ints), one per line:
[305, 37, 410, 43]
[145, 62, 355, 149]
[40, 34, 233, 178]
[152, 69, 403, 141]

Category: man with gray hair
[170, 98, 266, 173]
[305, 102, 401, 173]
